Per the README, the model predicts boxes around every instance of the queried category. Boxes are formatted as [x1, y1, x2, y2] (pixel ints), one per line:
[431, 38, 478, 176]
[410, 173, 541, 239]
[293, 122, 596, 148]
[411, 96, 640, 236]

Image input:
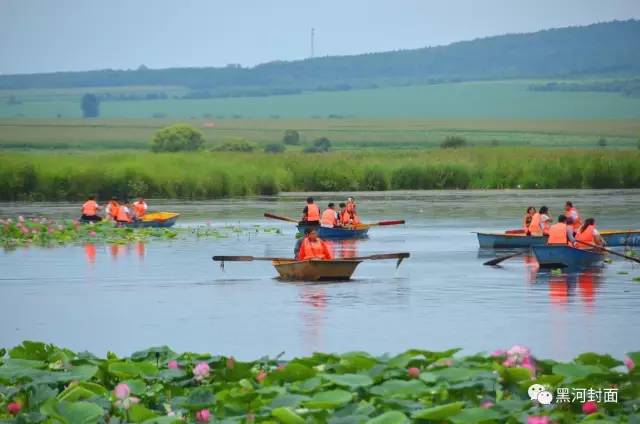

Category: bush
[81, 93, 100, 118]
[282, 130, 300, 145]
[264, 143, 286, 154]
[440, 136, 467, 149]
[215, 139, 256, 152]
[361, 167, 389, 190]
[151, 124, 204, 152]
[304, 137, 331, 153]
[598, 137, 607, 147]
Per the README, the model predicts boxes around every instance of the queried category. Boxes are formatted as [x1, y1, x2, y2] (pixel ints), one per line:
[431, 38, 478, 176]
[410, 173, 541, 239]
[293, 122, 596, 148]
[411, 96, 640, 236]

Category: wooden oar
[213, 252, 410, 269]
[583, 243, 640, 264]
[366, 220, 406, 227]
[483, 251, 524, 266]
[264, 212, 298, 223]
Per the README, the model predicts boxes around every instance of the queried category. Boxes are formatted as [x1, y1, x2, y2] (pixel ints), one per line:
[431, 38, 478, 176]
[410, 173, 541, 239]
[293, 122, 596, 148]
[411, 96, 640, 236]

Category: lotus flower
[18, 215, 24, 223]
[407, 367, 420, 378]
[507, 345, 531, 359]
[7, 402, 21, 415]
[624, 356, 635, 371]
[256, 369, 267, 383]
[89, 231, 97, 237]
[527, 417, 550, 424]
[490, 349, 506, 357]
[114, 383, 130, 400]
[195, 408, 211, 422]
[226, 356, 236, 369]
[582, 401, 598, 414]
[168, 359, 179, 369]
[481, 401, 494, 408]
[193, 362, 210, 381]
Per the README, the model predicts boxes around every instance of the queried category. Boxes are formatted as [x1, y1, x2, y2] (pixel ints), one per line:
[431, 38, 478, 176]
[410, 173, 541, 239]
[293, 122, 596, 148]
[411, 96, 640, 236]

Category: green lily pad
[304, 389, 353, 409]
[365, 411, 409, 424]
[323, 373, 374, 388]
[412, 402, 465, 420]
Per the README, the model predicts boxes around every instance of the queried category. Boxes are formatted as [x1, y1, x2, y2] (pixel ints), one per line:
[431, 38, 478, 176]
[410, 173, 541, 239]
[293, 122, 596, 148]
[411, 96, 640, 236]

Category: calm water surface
[1, 190, 639, 360]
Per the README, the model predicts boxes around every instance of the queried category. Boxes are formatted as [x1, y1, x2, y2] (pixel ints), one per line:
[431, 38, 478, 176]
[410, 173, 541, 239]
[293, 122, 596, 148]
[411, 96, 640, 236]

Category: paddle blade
[365, 252, 410, 261]
[376, 220, 405, 226]
[483, 251, 523, 266]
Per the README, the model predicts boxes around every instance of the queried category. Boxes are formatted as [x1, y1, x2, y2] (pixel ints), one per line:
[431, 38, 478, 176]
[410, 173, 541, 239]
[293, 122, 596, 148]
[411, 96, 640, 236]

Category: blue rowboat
[475, 232, 547, 248]
[297, 224, 369, 240]
[532, 245, 604, 268]
[123, 212, 180, 228]
[600, 230, 640, 247]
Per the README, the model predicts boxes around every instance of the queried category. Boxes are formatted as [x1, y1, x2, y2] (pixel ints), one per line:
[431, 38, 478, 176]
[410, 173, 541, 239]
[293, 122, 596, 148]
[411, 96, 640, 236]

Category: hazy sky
[1, 0, 639, 75]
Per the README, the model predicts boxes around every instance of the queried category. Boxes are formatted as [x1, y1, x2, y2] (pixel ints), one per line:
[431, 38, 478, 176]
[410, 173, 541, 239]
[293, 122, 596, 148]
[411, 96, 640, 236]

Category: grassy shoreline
[1, 148, 640, 201]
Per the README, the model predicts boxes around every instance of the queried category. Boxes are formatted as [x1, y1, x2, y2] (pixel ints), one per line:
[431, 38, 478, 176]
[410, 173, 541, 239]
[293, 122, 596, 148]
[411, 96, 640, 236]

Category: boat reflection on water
[299, 287, 327, 353]
[526, 252, 602, 307]
[328, 239, 359, 259]
[83, 242, 146, 265]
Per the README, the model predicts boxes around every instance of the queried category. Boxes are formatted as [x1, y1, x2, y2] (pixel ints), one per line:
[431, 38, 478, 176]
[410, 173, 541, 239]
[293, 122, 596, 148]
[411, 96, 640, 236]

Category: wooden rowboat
[477, 229, 640, 248]
[297, 224, 369, 240]
[532, 245, 605, 268]
[124, 212, 180, 228]
[272, 259, 362, 281]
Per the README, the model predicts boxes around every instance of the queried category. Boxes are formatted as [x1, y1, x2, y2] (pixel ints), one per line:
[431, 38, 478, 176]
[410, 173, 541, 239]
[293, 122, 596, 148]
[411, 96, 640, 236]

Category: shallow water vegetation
[0, 217, 280, 248]
[0, 342, 638, 423]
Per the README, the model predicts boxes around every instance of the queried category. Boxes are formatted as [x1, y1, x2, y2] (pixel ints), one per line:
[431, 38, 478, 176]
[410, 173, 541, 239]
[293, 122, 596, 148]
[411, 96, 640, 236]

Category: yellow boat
[125, 212, 180, 228]
[272, 259, 362, 281]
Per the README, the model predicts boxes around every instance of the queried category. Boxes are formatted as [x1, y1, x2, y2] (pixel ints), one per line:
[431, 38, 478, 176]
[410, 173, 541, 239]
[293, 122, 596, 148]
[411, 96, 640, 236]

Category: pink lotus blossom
[507, 345, 531, 358]
[88, 231, 97, 237]
[7, 402, 21, 415]
[490, 349, 506, 357]
[480, 401, 494, 408]
[527, 417, 550, 424]
[624, 356, 635, 371]
[226, 356, 236, 369]
[21, 227, 29, 235]
[256, 369, 267, 383]
[582, 401, 598, 414]
[168, 359, 179, 369]
[439, 359, 453, 367]
[193, 362, 210, 380]
[18, 216, 25, 223]
[195, 408, 211, 422]
[521, 355, 536, 373]
[407, 367, 420, 378]
[114, 383, 130, 400]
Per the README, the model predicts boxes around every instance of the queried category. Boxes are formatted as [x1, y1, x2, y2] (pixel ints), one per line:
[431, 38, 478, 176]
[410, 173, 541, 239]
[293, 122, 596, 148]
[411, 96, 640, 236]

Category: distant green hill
[1, 20, 639, 91]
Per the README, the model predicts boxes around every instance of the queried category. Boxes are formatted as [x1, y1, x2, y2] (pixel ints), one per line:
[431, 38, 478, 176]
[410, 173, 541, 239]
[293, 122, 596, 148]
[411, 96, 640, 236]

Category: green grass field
[2, 148, 639, 200]
[1, 117, 639, 151]
[2, 80, 640, 119]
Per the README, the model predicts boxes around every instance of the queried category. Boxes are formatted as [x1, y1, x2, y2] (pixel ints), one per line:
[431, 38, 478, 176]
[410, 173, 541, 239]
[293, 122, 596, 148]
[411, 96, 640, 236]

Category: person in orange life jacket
[296, 227, 333, 260]
[575, 217, 604, 249]
[320, 203, 338, 228]
[547, 215, 575, 246]
[300, 197, 321, 226]
[80, 195, 102, 222]
[105, 197, 120, 221]
[350, 204, 362, 225]
[132, 197, 148, 219]
[522, 206, 536, 233]
[116, 201, 133, 224]
[338, 202, 350, 226]
[564, 201, 582, 232]
[528, 206, 552, 236]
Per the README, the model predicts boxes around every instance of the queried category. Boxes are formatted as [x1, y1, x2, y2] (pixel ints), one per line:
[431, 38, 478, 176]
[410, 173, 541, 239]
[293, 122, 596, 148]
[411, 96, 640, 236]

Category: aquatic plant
[0, 217, 281, 248]
[0, 341, 638, 423]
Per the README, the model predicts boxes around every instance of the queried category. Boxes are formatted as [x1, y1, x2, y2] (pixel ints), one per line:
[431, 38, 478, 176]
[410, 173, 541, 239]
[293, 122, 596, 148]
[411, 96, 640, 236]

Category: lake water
[1, 190, 639, 361]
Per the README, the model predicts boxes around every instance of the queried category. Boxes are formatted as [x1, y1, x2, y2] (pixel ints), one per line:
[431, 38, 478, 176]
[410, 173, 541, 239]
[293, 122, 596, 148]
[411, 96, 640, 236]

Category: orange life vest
[108, 201, 120, 219]
[547, 222, 570, 245]
[133, 201, 147, 218]
[116, 206, 132, 223]
[528, 213, 542, 235]
[565, 207, 582, 230]
[575, 225, 595, 249]
[523, 214, 533, 232]
[340, 209, 351, 225]
[320, 209, 337, 227]
[305, 204, 320, 221]
[82, 200, 98, 216]
[351, 213, 361, 225]
[298, 237, 333, 260]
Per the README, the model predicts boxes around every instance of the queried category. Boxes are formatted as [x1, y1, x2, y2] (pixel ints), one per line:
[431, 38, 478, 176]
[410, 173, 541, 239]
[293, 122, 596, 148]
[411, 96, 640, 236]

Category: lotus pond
[0, 341, 638, 423]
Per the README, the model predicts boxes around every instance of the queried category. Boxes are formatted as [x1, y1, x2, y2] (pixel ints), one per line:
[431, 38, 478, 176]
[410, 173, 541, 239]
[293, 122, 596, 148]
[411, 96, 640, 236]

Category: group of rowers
[300, 196, 361, 228]
[522, 201, 605, 248]
[294, 196, 362, 261]
[80, 196, 148, 223]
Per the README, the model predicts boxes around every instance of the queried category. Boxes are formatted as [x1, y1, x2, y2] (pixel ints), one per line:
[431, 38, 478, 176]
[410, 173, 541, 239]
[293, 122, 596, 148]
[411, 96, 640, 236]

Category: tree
[151, 124, 204, 152]
[264, 143, 286, 153]
[282, 130, 300, 145]
[81, 93, 100, 118]
[214, 138, 256, 152]
[304, 137, 331, 153]
[440, 136, 467, 149]
[598, 137, 607, 148]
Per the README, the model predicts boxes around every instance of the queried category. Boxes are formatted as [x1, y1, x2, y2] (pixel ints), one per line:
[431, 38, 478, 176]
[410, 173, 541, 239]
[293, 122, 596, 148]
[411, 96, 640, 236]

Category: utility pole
[310, 28, 315, 58]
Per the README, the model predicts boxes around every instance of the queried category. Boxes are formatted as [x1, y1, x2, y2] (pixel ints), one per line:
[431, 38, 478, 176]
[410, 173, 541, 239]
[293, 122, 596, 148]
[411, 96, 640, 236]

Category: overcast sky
[1, 0, 639, 75]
